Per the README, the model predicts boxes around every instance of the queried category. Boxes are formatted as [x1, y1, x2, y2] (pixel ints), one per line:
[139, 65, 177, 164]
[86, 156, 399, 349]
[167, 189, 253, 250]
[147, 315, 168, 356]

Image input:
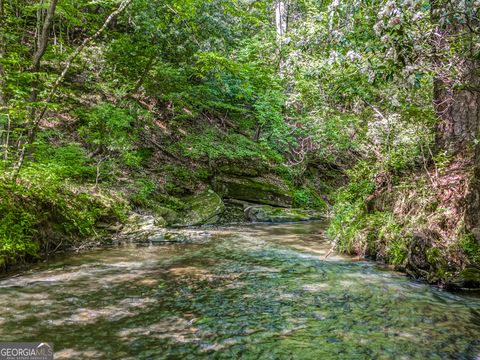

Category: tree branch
[12, 0, 133, 179]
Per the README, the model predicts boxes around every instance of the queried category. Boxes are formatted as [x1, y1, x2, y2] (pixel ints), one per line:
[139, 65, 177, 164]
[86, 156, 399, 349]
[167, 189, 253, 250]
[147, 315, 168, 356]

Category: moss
[212, 175, 292, 207]
[245, 205, 324, 223]
[0, 180, 127, 269]
[218, 162, 262, 177]
[292, 188, 327, 210]
[425, 247, 449, 281]
[151, 205, 180, 226]
[162, 165, 214, 195]
[173, 189, 225, 227]
[450, 268, 480, 289]
[459, 234, 480, 264]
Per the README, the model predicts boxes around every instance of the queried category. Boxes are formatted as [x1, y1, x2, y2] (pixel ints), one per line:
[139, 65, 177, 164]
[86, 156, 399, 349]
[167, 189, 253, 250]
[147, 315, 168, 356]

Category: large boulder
[173, 189, 225, 227]
[245, 205, 324, 223]
[212, 175, 292, 207]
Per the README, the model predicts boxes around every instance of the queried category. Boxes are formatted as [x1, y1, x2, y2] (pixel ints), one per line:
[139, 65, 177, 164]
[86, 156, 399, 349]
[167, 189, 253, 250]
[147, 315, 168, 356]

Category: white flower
[412, 12, 423, 21]
[327, 51, 339, 65]
[346, 50, 359, 61]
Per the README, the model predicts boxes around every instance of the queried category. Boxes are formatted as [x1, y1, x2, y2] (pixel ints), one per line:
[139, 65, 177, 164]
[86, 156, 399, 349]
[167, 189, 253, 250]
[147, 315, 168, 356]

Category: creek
[0, 222, 479, 359]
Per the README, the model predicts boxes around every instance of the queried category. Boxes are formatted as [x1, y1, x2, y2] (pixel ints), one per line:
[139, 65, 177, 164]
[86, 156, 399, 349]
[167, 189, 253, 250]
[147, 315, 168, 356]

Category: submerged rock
[244, 205, 324, 223]
[173, 189, 225, 227]
[212, 175, 292, 207]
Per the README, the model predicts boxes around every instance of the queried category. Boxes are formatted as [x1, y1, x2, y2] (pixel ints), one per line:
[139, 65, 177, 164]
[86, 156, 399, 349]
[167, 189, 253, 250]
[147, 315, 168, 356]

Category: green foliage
[170, 126, 283, 163]
[129, 177, 187, 213]
[26, 143, 95, 181]
[0, 184, 39, 267]
[292, 188, 327, 210]
[79, 103, 140, 166]
[327, 169, 376, 254]
[432, 151, 454, 172]
[459, 234, 480, 265]
[0, 0, 476, 281]
[387, 238, 409, 266]
[0, 175, 126, 268]
[129, 179, 157, 208]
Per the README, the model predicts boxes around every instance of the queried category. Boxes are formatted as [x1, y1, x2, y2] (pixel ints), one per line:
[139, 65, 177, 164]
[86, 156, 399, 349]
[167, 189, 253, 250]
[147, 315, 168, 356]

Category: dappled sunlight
[0, 222, 479, 358]
[302, 283, 330, 292]
[117, 317, 200, 343]
[55, 349, 105, 360]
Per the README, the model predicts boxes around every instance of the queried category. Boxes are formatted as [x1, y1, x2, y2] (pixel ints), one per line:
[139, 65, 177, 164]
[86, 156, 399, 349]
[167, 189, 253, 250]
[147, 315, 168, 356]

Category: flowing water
[1, 222, 480, 359]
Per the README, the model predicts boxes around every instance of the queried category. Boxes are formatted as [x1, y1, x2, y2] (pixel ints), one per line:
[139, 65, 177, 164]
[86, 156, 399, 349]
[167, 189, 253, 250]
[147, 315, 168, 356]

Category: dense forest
[0, 0, 479, 289]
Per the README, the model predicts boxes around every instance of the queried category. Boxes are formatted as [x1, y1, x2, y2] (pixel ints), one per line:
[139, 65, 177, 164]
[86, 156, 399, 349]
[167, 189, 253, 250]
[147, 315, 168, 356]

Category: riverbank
[3, 157, 480, 291]
[328, 157, 480, 290]
[0, 154, 335, 272]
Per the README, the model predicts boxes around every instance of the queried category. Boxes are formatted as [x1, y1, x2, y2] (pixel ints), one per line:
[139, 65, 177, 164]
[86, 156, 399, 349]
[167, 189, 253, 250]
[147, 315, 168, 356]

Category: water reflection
[0, 221, 479, 359]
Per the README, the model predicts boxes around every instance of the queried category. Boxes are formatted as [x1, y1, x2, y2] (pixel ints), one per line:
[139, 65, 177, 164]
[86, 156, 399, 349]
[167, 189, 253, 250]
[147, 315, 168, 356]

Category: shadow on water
[0, 221, 480, 359]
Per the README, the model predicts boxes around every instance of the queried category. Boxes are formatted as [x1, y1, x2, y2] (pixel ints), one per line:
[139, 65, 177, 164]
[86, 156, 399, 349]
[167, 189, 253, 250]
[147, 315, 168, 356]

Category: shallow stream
[1, 222, 479, 359]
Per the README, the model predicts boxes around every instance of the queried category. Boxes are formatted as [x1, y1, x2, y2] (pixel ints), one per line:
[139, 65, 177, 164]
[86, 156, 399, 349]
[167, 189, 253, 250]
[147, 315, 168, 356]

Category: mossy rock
[152, 205, 180, 226]
[212, 175, 292, 207]
[450, 268, 480, 290]
[173, 189, 225, 227]
[218, 164, 259, 177]
[244, 205, 324, 223]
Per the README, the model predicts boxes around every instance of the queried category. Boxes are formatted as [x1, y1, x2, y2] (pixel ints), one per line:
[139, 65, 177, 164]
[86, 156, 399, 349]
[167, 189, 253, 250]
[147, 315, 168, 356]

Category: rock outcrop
[212, 175, 292, 208]
[173, 189, 225, 227]
[244, 205, 324, 223]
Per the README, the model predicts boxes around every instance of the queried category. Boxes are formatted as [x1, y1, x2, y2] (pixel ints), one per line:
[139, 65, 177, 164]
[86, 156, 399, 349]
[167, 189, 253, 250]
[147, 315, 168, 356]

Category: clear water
[0, 222, 479, 359]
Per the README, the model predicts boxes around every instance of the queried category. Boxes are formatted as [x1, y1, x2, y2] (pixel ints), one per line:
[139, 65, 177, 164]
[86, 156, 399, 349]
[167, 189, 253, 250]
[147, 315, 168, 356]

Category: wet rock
[405, 231, 447, 284]
[173, 189, 225, 227]
[450, 268, 480, 290]
[244, 205, 324, 223]
[122, 214, 212, 243]
[120, 214, 167, 243]
[212, 175, 292, 207]
[216, 201, 249, 224]
[148, 232, 191, 243]
[152, 206, 179, 226]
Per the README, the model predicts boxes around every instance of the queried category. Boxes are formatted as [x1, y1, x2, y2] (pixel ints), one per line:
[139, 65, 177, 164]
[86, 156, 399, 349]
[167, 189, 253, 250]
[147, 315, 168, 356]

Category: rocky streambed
[1, 222, 479, 359]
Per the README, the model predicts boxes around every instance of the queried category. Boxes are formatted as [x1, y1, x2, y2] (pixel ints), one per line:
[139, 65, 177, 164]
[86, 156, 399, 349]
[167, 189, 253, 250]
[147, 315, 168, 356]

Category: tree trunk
[275, 1, 288, 76]
[32, 0, 58, 72]
[0, 0, 6, 107]
[12, 0, 132, 179]
[434, 59, 480, 151]
[432, 1, 480, 152]
[29, 0, 58, 108]
[275, 1, 287, 43]
[466, 144, 480, 240]
[431, 1, 480, 239]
